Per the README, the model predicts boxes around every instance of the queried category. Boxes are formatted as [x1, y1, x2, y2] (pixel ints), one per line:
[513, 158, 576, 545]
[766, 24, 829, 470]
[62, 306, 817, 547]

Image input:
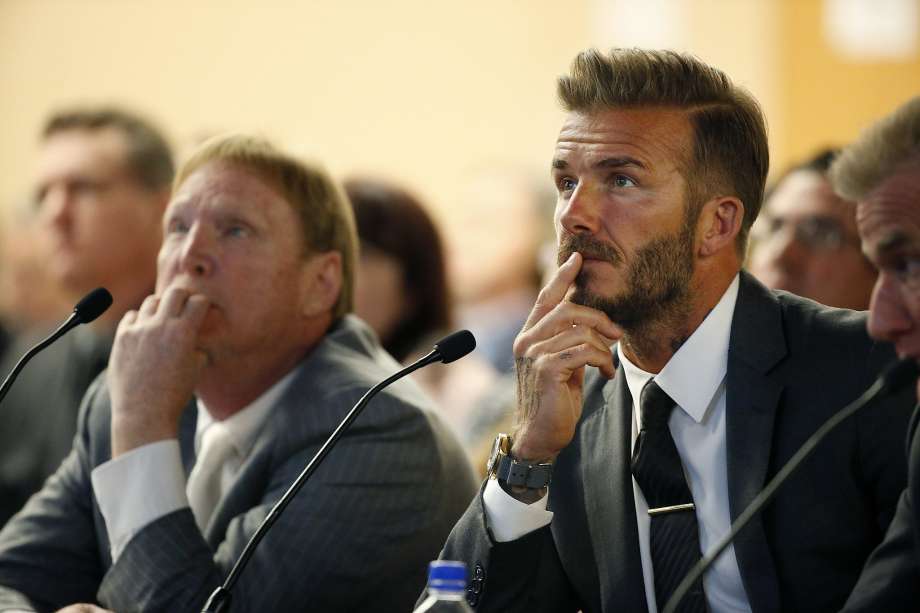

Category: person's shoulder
[768, 289, 897, 385]
[282, 315, 447, 438]
[774, 289, 868, 335]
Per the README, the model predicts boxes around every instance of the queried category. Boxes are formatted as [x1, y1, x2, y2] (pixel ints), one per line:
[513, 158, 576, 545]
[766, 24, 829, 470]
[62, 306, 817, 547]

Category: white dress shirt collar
[619, 274, 740, 424]
[194, 364, 301, 459]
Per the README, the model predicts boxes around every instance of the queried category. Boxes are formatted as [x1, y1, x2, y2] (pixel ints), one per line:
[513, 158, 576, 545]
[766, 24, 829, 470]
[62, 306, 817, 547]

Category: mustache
[557, 233, 622, 267]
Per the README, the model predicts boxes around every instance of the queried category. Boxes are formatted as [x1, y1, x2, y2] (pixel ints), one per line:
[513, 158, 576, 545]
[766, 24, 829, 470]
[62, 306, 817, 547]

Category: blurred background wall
[1, 0, 917, 230]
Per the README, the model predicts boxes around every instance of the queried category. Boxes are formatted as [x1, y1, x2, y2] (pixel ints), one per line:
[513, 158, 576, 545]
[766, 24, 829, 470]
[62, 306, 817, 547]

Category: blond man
[0, 135, 477, 612]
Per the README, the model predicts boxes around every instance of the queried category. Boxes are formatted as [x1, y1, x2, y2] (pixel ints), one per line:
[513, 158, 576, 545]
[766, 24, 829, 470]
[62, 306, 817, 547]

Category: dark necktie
[630, 379, 707, 613]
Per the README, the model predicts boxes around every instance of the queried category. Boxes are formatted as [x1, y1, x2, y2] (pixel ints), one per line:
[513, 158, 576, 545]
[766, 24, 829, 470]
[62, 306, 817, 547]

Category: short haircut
[829, 96, 920, 202]
[42, 107, 174, 191]
[557, 48, 770, 253]
[346, 178, 451, 362]
[175, 135, 357, 320]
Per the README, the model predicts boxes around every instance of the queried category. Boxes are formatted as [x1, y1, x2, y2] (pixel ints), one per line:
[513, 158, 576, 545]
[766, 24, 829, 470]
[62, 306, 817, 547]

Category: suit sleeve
[98, 388, 477, 612]
[844, 410, 920, 612]
[855, 342, 916, 532]
[431, 484, 581, 612]
[842, 487, 920, 612]
[0, 379, 108, 612]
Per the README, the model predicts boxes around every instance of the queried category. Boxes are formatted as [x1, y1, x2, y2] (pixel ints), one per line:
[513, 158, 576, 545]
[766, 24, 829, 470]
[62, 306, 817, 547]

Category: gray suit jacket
[437, 271, 915, 613]
[0, 327, 112, 526]
[0, 315, 478, 612]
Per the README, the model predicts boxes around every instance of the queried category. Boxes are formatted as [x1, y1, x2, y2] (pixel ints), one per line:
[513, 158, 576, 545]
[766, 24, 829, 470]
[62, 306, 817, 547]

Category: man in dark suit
[0, 107, 172, 526]
[830, 97, 920, 611]
[432, 49, 914, 613]
[0, 135, 478, 612]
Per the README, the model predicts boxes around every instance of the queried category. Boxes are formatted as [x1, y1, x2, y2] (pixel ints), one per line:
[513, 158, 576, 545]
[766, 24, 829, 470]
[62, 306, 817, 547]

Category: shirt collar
[618, 273, 739, 424]
[194, 364, 301, 458]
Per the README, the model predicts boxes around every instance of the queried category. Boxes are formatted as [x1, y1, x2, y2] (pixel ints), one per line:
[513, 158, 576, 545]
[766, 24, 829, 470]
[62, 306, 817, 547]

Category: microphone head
[73, 288, 113, 324]
[434, 330, 476, 364]
[881, 357, 920, 394]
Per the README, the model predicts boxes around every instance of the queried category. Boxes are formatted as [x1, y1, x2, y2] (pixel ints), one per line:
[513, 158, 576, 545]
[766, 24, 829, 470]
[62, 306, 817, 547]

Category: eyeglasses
[753, 215, 861, 252]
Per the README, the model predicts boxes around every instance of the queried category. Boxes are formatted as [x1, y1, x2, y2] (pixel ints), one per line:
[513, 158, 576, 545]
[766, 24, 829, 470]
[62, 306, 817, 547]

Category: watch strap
[496, 454, 553, 489]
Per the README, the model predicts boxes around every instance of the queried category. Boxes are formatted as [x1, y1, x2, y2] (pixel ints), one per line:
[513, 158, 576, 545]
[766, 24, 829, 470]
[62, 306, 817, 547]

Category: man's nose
[178, 226, 216, 277]
[558, 184, 601, 236]
[38, 185, 72, 230]
[867, 273, 913, 343]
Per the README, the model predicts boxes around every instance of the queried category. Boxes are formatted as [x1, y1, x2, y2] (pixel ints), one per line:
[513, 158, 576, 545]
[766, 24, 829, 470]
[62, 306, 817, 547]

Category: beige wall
[0, 0, 587, 226]
[0, 0, 916, 225]
[776, 0, 920, 173]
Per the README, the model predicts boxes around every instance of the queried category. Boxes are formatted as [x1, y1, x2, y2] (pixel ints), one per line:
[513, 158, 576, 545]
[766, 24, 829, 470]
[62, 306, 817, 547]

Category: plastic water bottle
[413, 560, 474, 612]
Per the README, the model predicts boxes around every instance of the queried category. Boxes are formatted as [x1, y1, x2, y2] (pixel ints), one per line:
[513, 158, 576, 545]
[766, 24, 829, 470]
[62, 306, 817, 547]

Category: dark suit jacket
[0, 316, 479, 612]
[437, 271, 915, 613]
[842, 406, 920, 611]
[0, 327, 112, 525]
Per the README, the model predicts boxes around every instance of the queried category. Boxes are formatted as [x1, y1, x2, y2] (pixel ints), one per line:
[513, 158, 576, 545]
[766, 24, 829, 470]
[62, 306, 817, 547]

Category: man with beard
[430, 49, 914, 613]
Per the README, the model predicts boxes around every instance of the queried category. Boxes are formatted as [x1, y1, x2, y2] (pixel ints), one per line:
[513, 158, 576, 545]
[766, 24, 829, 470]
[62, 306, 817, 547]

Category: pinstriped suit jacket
[435, 271, 915, 613]
[0, 315, 478, 612]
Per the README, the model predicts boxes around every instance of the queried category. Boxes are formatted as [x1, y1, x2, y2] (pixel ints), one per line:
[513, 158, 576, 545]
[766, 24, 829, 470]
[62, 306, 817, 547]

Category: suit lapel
[582, 366, 648, 613]
[724, 271, 787, 613]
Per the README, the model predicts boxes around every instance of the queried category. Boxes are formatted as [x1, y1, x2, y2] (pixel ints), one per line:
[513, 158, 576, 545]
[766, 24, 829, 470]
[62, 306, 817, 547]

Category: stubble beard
[558, 218, 697, 356]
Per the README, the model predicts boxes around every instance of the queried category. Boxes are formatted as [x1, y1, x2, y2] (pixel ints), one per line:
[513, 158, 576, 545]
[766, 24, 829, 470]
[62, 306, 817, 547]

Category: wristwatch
[486, 433, 554, 489]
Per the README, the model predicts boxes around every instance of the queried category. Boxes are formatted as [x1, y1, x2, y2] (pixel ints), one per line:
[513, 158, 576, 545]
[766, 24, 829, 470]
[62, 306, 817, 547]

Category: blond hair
[558, 48, 769, 253]
[830, 96, 920, 202]
[174, 135, 357, 319]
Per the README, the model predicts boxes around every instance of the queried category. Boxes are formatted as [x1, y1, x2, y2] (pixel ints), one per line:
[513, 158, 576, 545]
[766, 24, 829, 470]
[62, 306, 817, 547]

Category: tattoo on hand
[515, 356, 540, 424]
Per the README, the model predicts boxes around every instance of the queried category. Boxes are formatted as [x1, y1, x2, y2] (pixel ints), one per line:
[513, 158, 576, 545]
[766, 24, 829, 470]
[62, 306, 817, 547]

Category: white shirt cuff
[482, 478, 554, 542]
[91, 439, 189, 561]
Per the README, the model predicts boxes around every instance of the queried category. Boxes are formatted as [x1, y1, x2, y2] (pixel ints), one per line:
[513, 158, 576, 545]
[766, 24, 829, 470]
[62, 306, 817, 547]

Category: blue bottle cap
[428, 560, 467, 591]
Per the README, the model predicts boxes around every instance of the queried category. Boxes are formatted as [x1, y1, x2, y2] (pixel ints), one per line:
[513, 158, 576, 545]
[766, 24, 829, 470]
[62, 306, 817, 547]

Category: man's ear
[300, 251, 343, 318]
[697, 196, 744, 257]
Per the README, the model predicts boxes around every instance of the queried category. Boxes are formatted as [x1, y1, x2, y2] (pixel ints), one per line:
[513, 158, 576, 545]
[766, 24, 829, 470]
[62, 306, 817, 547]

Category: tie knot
[640, 380, 676, 430]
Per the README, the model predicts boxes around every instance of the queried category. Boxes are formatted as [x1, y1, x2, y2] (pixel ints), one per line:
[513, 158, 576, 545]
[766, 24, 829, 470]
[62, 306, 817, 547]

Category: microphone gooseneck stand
[0, 287, 113, 406]
[201, 330, 476, 613]
[662, 357, 920, 613]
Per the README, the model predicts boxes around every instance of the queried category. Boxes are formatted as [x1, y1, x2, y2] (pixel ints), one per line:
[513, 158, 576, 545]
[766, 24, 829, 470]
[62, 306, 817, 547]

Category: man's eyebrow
[551, 156, 646, 171]
[594, 156, 645, 170]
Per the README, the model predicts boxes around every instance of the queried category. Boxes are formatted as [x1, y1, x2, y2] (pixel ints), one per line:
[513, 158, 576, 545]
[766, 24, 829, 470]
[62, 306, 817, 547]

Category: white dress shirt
[91, 366, 298, 561]
[483, 274, 751, 613]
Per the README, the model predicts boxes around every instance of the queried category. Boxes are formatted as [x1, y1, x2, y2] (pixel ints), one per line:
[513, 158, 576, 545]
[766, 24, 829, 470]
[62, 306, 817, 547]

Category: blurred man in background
[0, 107, 172, 525]
[832, 96, 920, 612]
[749, 148, 877, 310]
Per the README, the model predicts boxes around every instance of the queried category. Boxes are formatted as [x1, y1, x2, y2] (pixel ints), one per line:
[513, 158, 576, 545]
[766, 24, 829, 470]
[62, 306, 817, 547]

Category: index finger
[523, 251, 582, 332]
[183, 294, 211, 330]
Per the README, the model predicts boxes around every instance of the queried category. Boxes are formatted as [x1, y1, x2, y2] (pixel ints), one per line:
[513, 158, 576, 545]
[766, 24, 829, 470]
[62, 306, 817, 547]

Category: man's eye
[903, 257, 920, 280]
[612, 175, 637, 188]
[225, 225, 249, 238]
[167, 220, 189, 234]
[558, 177, 577, 193]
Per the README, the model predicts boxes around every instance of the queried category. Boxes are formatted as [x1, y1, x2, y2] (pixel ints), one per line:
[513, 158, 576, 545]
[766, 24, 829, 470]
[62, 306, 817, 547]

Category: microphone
[0, 287, 113, 406]
[662, 357, 920, 613]
[201, 329, 477, 613]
